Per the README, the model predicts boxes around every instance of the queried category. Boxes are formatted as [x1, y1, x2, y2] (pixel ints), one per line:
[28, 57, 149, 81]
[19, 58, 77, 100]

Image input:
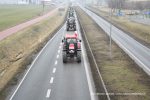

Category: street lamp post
[42, 1, 45, 14]
[109, 3, 113, 58]
[109, 1, 112, 58]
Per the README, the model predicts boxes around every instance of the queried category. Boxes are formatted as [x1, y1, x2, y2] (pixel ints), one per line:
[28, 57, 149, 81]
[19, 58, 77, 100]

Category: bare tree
[106, 0, 126, 9]
[96, 0, 103, 6]
[122, 0, 150, 10]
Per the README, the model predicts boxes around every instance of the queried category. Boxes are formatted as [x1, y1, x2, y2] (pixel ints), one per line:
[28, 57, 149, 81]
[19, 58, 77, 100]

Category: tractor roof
[65, 34, 78, 39]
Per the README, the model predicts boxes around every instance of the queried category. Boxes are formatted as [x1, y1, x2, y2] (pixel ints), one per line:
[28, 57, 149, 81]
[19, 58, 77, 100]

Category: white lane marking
[50, 77, 54, 84]
[76, 12, 95, 100]
[113, 36, 150, 75]
[77, 12, 106, 100]
[83, 26, 111, 100]
[57, 55, 59, 59]
[46, 89, 51, 98]
[55, 60, 58, 65]
[58, 50, 60, 54]
[9, 25, 64, 100]
[53, 68, 56, 73]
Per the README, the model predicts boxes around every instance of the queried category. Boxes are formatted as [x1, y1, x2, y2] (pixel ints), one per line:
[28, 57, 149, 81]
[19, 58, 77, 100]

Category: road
[8, 13, 98, 100]
[129, 16, 150, 25]
[80, 6, 150, 75]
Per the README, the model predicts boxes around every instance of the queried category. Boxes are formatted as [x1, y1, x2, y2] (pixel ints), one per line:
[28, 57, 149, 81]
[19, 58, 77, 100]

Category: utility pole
[42, 0, 45, 14]
[109, 1, 113, 58]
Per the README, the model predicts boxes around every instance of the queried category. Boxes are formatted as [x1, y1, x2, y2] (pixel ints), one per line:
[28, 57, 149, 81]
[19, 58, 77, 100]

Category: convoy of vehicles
[66, 7, 76, 31]
[62, 7, 82, 63]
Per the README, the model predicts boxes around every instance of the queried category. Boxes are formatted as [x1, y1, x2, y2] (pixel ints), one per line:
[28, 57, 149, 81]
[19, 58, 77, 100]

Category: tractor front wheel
[63, 52, 67, 63]
[77, 51, 81, 63]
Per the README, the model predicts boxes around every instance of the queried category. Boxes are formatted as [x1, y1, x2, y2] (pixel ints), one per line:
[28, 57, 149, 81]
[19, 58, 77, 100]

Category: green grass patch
[0, 4, 53, 31]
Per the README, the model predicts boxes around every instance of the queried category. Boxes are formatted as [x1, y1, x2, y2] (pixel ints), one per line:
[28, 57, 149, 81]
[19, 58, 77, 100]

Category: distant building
[85, 0, 106, 6]
[0, 0, 41, 4]
[41, 0, 52, 5]
[0, 0, 18, 4]
[18, 0, 29, 4]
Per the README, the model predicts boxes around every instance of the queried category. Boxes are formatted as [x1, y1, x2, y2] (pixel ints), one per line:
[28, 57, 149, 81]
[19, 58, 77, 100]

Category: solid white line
[77, 12, 110, 100]
[113, 37, 150, 75]
[46, 89, 51, 98]
[76, 14, 97, 100]
[9, 26, 64, 100]
[82, 28, 110, 100]
[52, 68, 56, 73]
[57, 55, 59, 59]
[50, 77, 54, 84]
[83, 24, 110, 100]
[55, 60, 58, 65]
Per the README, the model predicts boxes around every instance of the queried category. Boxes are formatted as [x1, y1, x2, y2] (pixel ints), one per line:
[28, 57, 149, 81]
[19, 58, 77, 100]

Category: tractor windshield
[67, 38, 77, 43]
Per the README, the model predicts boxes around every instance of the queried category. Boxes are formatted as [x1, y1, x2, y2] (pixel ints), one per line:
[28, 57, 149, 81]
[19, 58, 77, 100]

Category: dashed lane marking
[50, 77, 54, 84]
[55, 60, 58, 65]
[53, 68, 56, 73]
[57, 55, 59, 59]
[9, 26, 64, 100]
[46, 89, 51, 98]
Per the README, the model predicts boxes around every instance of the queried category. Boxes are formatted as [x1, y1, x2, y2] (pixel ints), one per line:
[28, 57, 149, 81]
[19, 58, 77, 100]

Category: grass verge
[0, 6, 67, 99]
[0, 4, 54, 31]
[76, 7, 150, 100]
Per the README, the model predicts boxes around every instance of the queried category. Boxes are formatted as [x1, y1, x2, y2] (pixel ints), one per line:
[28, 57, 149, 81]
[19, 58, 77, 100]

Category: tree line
[106, 0, 150, 10]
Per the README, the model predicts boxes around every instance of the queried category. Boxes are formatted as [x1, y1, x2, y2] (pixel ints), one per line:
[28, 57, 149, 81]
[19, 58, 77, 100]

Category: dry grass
[0, 7, 67, 94]
[88, 6, 150, 47]
[77, 7, 150, 100]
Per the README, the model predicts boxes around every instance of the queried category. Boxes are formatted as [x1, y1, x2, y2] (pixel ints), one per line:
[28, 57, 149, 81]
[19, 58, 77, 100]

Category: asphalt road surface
[8, 15, 98, 100]
[80, 6, 150, 75]
[129, 16, 150, 25]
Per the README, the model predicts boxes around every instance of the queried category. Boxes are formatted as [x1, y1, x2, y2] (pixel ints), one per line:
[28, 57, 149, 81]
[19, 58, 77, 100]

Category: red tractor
[62, 33, 81, 63]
